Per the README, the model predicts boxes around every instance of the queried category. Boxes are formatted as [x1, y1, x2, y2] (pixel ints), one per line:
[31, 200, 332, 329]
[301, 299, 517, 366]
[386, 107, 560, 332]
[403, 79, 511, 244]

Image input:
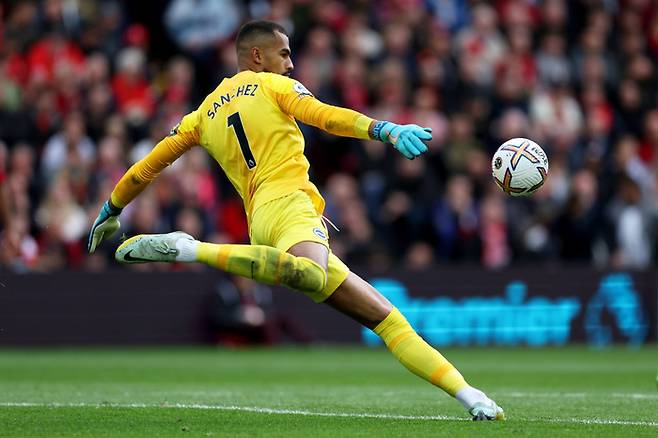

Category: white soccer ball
[491, 138, 549, 197]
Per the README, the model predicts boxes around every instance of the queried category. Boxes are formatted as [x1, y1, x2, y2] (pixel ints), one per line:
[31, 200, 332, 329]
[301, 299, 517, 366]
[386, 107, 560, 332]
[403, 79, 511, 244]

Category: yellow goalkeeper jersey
[110, 70, 374, 222]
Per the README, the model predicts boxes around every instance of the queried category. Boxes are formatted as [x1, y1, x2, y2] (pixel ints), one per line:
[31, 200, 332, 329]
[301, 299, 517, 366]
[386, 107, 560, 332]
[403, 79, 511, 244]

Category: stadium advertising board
[360, 269, 655, 348]
[0, 268, 655, 346]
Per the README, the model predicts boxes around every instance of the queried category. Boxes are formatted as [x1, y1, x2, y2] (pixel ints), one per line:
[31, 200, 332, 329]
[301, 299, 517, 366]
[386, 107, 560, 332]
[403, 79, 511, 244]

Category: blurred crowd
[1, 0, 658, 272]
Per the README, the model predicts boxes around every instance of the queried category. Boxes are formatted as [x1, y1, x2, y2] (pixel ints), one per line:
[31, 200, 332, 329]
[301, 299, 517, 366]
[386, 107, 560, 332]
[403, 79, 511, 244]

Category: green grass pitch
[0, 346, 656, 437]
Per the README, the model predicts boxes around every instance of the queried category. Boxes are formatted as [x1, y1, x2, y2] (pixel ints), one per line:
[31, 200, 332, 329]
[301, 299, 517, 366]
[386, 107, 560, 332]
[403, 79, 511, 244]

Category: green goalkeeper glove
[372, 121, 432, 159]
[88, 200, 122, 253]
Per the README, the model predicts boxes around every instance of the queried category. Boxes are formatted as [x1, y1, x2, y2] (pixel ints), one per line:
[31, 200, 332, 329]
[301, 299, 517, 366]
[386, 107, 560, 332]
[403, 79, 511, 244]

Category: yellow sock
[196, 243, 327, 294]
[374, 308, 468, 396]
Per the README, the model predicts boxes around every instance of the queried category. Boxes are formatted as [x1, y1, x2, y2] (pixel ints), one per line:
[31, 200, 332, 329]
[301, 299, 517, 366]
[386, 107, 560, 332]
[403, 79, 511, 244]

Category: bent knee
[280, 257, 327, 294]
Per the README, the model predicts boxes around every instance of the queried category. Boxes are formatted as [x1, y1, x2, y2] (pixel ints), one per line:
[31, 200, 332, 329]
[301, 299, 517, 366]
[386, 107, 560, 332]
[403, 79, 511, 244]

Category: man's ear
[251, 47, 263, 65]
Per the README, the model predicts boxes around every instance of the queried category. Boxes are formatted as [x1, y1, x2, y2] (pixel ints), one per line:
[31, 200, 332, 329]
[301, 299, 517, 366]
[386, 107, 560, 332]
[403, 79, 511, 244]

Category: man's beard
[263, 67, 290, 77]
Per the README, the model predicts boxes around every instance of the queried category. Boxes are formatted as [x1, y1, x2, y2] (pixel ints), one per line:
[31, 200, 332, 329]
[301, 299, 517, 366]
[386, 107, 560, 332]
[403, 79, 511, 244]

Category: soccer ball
[491, 138, 549, 197]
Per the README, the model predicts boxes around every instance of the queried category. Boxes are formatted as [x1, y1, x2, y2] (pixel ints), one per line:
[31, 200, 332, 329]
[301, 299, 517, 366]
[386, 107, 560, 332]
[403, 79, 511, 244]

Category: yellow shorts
[249, 190, 350, 303]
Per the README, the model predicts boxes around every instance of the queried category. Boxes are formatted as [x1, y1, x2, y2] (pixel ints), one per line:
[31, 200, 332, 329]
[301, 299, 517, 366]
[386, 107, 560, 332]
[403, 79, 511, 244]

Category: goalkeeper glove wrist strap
[372, 120, 393, 142]
[103, 200, 122, 216]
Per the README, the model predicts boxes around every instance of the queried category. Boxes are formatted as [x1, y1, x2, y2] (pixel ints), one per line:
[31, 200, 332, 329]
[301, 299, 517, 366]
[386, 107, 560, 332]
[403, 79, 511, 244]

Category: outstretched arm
[277, 92, 374, 139]
[110, 132, 196, 209]
[276, 90, 432, 160]
[88, 117, 199, 253]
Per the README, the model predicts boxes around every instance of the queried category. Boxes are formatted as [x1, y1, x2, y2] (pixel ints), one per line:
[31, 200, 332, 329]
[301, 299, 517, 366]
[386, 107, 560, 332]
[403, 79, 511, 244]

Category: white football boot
[469, 399, 506, 421]
[115, 231, 194, 264]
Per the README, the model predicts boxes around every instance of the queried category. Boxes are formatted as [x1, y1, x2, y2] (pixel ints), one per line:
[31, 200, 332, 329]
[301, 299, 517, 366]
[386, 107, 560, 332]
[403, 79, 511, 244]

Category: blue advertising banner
[0, 268, 655, 346]
[360, 269, 655, 347]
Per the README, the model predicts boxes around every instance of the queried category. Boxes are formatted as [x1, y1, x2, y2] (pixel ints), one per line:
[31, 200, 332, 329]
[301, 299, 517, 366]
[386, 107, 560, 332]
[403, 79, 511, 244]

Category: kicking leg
[115, 232, 327, 295]
[325, 272, 505, 421]
[115, 191, 334, 295]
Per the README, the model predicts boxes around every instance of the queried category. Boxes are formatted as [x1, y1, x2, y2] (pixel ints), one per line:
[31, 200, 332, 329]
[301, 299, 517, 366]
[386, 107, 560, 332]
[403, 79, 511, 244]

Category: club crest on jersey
[293, 81, 313, 97]
[313, 227, 327, 240]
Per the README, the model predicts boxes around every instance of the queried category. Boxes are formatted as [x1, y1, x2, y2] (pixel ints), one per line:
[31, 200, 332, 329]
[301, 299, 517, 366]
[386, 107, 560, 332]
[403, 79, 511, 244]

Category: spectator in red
[495, 26, 536, 95]
[646, 4, 658, 55]
[26, 29, 84, 85]
[455, 3, 507, 88]
[2, 37, 30, 87]
[123, 23, 149, 50]
[3, 2, 40, 83]
[160, 57, 194, 128]
[215, 195, 249, 244]
[111, 47, 155, 128]
[639, 109, 658, 165]
[496, 0, 539, 29]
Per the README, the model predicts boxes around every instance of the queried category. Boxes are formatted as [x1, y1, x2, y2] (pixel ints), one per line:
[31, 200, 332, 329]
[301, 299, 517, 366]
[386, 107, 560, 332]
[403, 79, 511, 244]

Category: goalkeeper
[88, 21, 504, 421]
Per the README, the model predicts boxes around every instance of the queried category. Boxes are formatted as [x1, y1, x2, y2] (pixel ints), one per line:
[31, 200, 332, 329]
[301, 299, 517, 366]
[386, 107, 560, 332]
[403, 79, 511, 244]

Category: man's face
[260, 31, 294, 76]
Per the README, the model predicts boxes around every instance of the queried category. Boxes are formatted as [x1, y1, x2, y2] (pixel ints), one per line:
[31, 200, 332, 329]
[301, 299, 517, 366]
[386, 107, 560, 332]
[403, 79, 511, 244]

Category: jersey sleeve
[110, 111, 200, 208]
[262, 74, 374, 140]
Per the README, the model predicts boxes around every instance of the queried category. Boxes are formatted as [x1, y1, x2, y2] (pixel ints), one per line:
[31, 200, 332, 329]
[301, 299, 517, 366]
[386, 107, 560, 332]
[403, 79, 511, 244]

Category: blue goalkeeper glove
[87, 200, 122, 253]
[372, 121, 432, 159]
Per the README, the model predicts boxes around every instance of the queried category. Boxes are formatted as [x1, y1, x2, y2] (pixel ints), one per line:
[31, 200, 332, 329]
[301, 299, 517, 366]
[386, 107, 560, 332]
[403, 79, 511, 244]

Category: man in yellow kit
[88, 21, 504, 421]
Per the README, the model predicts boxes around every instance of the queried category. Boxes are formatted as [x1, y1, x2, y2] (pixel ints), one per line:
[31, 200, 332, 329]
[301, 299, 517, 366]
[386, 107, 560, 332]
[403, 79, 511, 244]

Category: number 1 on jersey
[228, 112, 256, 170]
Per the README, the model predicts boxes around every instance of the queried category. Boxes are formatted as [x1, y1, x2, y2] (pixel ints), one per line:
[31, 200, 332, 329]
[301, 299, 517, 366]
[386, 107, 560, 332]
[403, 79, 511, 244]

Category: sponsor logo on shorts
[313, 227, 327, 240]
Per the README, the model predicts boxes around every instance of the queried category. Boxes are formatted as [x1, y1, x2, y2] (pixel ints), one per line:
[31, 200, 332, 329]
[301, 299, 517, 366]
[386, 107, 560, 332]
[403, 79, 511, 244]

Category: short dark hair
[236, 21, 288, 51]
